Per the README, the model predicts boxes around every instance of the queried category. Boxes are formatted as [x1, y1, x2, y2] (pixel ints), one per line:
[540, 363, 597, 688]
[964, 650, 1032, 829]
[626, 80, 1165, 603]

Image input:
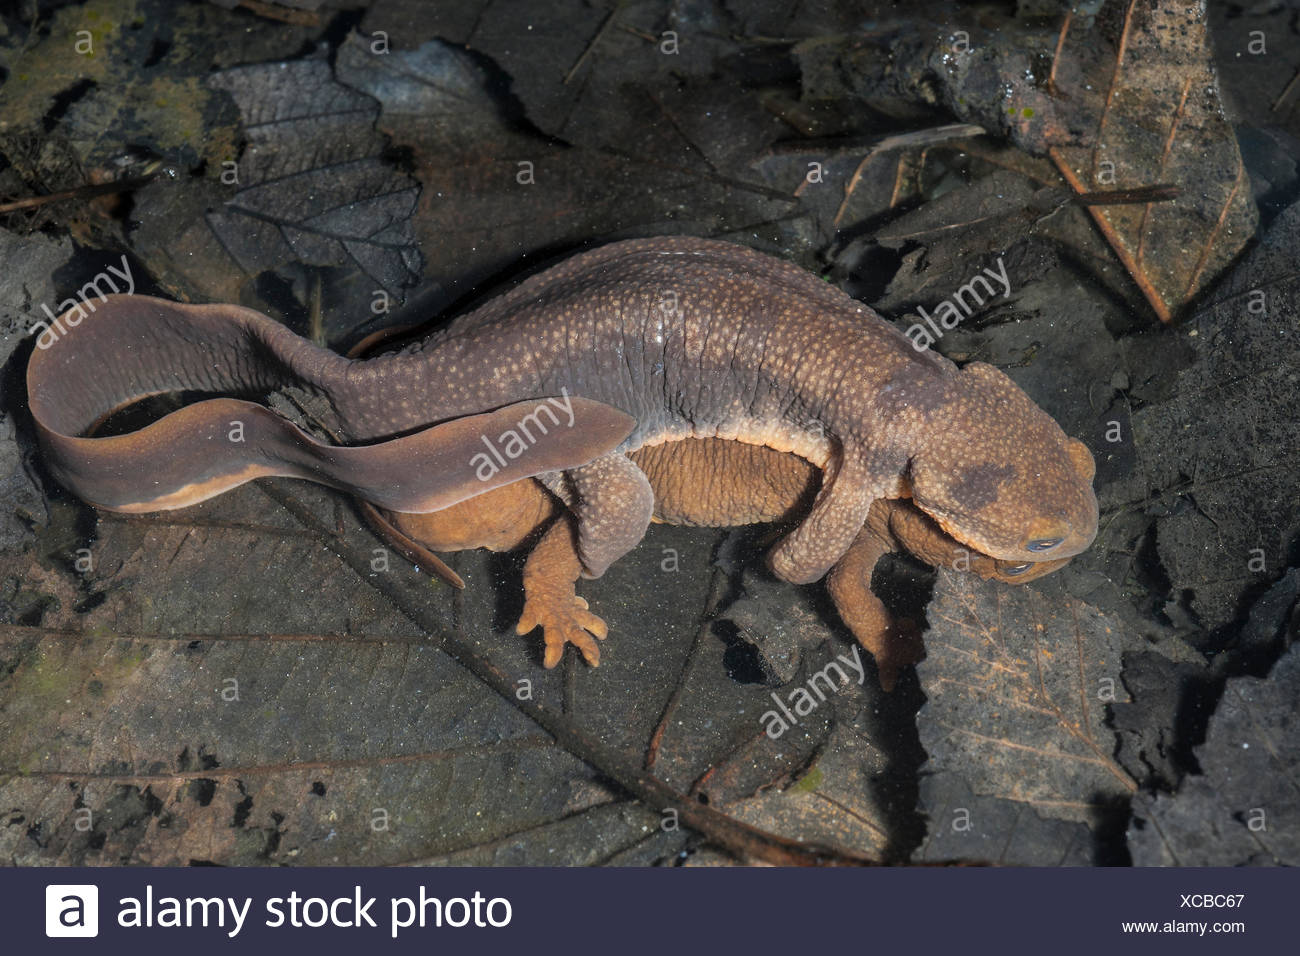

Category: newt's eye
[1002, 563, 1032, 575]
[1027, 537, 1063, 553]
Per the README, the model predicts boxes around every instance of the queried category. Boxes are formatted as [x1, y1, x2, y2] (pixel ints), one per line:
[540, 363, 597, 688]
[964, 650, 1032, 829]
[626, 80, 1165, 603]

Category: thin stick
[1050, 145, 1171, 322]
[1074, 185, 1181, 206]
[833, 153, 876, 227]
[763, 122, 985, 160]
[565, 2, 623, 84]
[1047, 10, 1072, 95]
[237, 0, 320, 25]
[1272, 67, 1300, 112]
[0, 170, 159, 215]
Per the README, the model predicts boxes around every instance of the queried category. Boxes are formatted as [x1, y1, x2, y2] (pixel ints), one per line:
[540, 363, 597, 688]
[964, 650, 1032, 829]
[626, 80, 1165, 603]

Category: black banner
[10, 866, 1293, 953]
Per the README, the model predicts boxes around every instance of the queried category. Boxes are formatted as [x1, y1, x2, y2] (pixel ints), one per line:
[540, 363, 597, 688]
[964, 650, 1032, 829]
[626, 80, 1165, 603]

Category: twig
[1272, 67, 1300, 112]
[0, 169, 160, 215]
[1050, 145, 1172, 321]
[833, 153, 877, 226]
[762, 122, 986, 160]
[1074, 185, 1181, 206]
[565, 2, 624, 84]
[618, 24, 656, 43]
[236, 0, 320, 26]
[887, 154, 908, 209]
[1047, 10, 1072, 96]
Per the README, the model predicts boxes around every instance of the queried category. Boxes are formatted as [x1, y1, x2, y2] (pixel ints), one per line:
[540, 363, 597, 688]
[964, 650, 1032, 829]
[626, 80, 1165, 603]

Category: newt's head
[906, 362, 1098, 563]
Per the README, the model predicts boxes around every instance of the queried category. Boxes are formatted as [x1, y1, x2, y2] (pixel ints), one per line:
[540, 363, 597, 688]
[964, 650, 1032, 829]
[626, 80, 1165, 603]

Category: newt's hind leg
[367, 478, 610, 668]
[516, 515, 609, 667]
[564, 452, 655, 579]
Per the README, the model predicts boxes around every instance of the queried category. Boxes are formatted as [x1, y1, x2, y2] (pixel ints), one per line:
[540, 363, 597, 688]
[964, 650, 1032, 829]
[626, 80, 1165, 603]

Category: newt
[27, 237, 1097, 684]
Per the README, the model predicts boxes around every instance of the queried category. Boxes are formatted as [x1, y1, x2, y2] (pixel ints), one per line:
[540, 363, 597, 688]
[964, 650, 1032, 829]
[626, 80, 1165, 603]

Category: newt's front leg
[768, 451, 884, 584]
[825, 523, 925, 692]
[516, 515, 609, 667]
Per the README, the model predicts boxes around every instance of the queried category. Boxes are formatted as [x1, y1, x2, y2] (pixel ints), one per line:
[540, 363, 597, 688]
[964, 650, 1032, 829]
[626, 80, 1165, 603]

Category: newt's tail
[26, 294, 633, 514]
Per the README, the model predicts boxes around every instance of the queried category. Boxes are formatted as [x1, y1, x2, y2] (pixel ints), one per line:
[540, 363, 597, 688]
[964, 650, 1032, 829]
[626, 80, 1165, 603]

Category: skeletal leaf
[917, 572, 1137, 826]
[136, 56, 423, 313]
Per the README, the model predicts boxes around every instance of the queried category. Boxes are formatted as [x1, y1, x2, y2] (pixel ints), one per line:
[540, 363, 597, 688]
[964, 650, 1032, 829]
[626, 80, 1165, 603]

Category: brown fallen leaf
[917, 571, 1137, 826]
[1044, 1, 1257, 321]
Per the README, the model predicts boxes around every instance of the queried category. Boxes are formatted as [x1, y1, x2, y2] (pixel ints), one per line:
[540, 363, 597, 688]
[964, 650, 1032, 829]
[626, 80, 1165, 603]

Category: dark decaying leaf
[0, 472, 899, 865]
[916, 571, 1137, 830]
[1109, 652, 1211, 795]
[0, 482, 701, 866]
[138, 55, 422, 314]
[713, 723, 892, 857]
[1112, 571, 1300, 794]
[364, 0, 783, 165]
[1128, 643, 1300, 866]
[915, 775, 1096, 866]
[332, 32, 518, 162]
[0, 487, 644, 866]
[207, 57, 422, 289]
[0, 229, 75, 551]
[1130, 196, 1300, 632]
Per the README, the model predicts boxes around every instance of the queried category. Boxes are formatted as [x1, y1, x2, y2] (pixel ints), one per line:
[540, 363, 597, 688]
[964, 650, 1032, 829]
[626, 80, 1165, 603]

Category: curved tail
[26, 295, 634, 513]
